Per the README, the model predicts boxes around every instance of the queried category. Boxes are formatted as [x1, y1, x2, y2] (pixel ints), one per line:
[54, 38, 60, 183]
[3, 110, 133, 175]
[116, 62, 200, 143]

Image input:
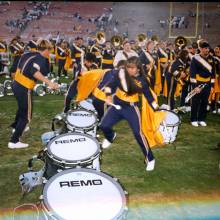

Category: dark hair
[124, 56, 147, 95]
[85, 52, 96, 63]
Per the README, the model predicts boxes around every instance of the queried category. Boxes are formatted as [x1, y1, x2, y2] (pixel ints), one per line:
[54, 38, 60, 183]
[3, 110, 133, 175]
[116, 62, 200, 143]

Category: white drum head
[46, 133, 100, 164]
[42, 168, 126, 220]
[79, 99, 96, 112]
[160, 110, 180, 126]
[66, 109, 97, 129]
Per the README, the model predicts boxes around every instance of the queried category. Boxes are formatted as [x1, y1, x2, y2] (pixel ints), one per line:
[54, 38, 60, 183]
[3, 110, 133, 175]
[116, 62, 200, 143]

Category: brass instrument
[151, 35, 159, 46]
[136, 33, 147, 47]
[175, 36, 187, 50]
[96, 31, 106, 45]
[185, 84, 206, 103]
[111, 35, 123, 48]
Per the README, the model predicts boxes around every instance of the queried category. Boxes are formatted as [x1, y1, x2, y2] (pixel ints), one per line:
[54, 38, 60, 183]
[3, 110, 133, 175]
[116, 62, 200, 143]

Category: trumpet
[185, 84, 206, 103]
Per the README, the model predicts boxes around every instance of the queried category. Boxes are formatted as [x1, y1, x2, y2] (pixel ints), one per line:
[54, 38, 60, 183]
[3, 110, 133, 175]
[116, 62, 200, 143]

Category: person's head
[125, 56, 144, 77]
[129, 40, 136, 49]
[146, 40, 155, 53]
[37, 38, 53, 58]
[214, 46, 220, 56]
[116, 59, 126, 69]
[199, 40, 210, 57]
[32, 34, 37, 41]
[84, 52, 96, 68]
[123, 41, 131, 52]
[105, 41, 111, 49]
[75, 36, 83, 46]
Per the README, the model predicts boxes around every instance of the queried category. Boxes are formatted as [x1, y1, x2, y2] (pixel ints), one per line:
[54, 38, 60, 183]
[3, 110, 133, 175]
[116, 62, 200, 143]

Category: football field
[0, 93, 220, 219]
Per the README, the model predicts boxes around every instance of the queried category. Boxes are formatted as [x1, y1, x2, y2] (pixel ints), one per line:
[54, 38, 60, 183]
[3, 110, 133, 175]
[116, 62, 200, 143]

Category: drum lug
[113, 177, 118, 181]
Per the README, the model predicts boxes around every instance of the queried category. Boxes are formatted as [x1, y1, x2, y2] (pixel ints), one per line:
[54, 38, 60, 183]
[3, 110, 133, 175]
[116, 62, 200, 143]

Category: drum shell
[159, 110, 181, 143]
[43, 133, 101, 179]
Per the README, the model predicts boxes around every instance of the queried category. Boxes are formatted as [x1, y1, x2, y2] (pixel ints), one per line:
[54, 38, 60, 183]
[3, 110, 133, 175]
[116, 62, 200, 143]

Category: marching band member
[167, 49, 189, 110]
[113, 40, 138, 68]
[0, 39, 8, 73]
[63, 52, 98, 113]
[26, 35, 38, 52]
[100, 56, 167, 172]
[90, 39, 103, 68]
[154, 41, 168, 96]
[71, 37, 86, 80]
[139, 40, 157, 89]
[8, 39, 59, 149]
[189, 40, 215, 127]
[56, 41, 70, 78]
[208, 46, 220, 112]
[9, 36, 25, 78]
[101, 40, 115, 69]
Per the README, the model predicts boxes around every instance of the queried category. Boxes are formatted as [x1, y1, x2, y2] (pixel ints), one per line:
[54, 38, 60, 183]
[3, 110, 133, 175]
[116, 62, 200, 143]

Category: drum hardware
[185, 84, 206, 103]
[40, 168, 128, 220]
[33, 84, 46, 96]
[51, 113, 66, 134]
[0, 83, 4, 97]
[41, 131, 59, 146]
[3, 79, 13, 95]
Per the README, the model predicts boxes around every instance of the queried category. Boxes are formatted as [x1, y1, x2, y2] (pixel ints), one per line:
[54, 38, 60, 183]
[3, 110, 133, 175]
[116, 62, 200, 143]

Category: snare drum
[159, 110, 181, 143]
[44, 133, 101, 179]
[78, 99, 97, 113]
[65, 109, 98, 137]
[41, 168, 128, 220]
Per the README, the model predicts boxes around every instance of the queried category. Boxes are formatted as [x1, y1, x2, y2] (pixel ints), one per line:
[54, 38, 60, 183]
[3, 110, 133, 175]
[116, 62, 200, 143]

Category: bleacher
[0, 2, 219, 46]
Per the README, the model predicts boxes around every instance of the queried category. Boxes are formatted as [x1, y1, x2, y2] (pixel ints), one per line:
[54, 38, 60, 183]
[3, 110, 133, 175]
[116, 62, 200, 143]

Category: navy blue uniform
[189, 54, 215, 122]
[10, 52, 49, 143]
[167, 58, 186, 110]
[100, 68, 158, 162]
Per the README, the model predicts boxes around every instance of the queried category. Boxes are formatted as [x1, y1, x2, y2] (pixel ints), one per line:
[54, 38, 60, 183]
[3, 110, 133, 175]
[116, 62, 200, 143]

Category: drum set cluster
[33, 74, 69, 97]
[19, 99, 128, 220]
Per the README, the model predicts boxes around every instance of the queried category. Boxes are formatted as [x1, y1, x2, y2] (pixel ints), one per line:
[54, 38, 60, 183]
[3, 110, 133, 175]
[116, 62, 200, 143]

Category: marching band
[0, 33, 219, 156]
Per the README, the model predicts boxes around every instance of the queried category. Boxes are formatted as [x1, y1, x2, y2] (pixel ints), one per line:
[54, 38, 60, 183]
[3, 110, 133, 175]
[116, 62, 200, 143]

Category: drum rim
[46, 132, 100, 164]
[42, 168, 127, 220]
[66, 109, 98, 129]
[159, 109, 181, 126]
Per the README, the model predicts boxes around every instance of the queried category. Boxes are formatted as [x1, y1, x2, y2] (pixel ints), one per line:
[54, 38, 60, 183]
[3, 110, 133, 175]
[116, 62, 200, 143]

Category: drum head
[42, 168, 126, 220]
[79, 99, 96, 112]
[46, 133, 100, 164]
[160, 110, 180, 126]
[66, 109, 97, 129]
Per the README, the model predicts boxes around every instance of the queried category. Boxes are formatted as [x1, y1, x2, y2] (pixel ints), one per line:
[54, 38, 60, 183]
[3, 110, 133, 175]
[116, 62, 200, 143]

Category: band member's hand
[48, 82, 59, 90]
[194, 87, 202, 94]
[180, 72, 186, 78]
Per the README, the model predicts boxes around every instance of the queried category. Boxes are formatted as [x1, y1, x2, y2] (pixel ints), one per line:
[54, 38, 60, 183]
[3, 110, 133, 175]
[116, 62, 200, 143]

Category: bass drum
[40, 168, 128, 220]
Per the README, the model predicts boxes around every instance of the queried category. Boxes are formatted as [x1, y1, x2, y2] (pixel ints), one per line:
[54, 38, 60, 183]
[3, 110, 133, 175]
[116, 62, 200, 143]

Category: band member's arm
[189, 57, 198, 89]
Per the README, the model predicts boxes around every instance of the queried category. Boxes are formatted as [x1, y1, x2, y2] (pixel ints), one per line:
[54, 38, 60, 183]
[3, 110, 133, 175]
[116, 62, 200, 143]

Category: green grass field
[0, 79, 220, 219]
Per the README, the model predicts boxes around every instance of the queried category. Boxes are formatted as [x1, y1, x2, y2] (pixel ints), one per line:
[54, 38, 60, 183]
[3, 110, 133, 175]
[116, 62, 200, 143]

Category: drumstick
[108, 102, 122, 110]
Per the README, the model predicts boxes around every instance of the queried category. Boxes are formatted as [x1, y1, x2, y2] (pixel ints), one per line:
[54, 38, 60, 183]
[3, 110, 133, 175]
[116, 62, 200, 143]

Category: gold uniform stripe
[196, 74, 211, 82]
[92, 87, 107, 101]
[115, 88, 139, 103]
[14, 69, 36, 89]
[102, 59, 113, 64]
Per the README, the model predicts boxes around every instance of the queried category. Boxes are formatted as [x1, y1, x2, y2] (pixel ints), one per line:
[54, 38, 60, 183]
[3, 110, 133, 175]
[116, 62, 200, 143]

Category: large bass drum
[40, 168, 128, 220]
